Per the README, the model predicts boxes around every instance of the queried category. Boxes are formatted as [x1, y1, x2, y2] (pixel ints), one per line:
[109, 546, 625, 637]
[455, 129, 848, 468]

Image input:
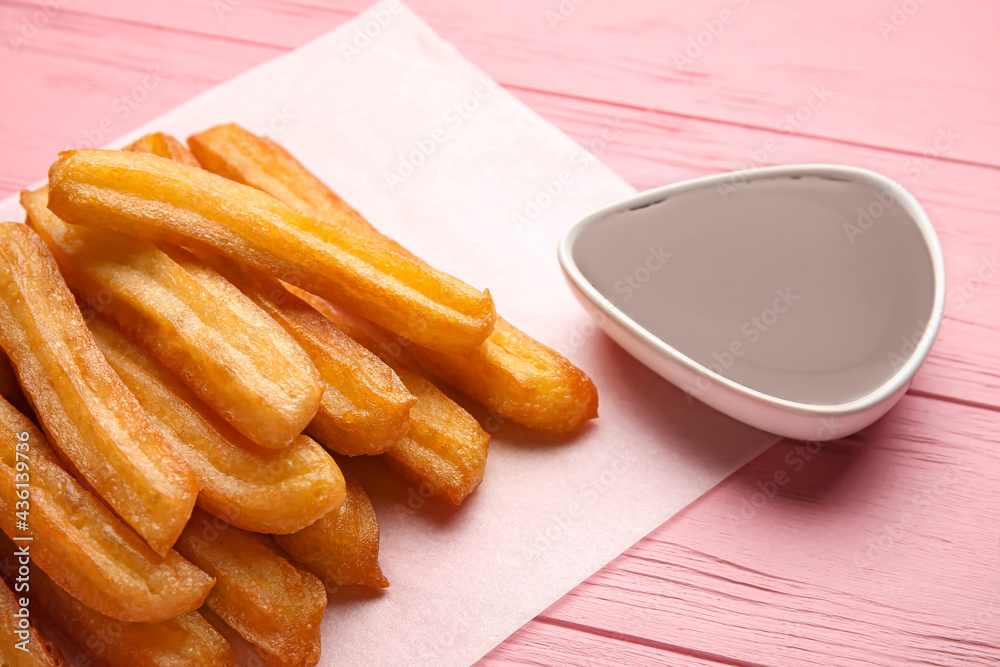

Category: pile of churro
[0, 125, 597, 666]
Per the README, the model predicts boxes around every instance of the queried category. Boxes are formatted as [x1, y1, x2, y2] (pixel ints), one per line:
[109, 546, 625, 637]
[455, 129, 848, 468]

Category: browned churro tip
[275, 467, 390, 590]
[176, 508, 327, 667]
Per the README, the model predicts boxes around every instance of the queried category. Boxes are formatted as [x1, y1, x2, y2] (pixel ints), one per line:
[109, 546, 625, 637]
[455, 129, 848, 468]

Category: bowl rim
[558, 163, 946, 418]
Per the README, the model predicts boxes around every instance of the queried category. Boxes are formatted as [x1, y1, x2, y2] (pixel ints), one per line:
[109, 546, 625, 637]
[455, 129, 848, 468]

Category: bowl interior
[571, 171, 938, 406]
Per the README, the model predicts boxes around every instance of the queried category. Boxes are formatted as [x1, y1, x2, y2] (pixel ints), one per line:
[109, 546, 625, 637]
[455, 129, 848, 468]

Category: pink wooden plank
[0, 2, 283, 194]
[38, 0, 1000, 166]
[529, 393, 1000, 666]
[479, 619, 737, 667]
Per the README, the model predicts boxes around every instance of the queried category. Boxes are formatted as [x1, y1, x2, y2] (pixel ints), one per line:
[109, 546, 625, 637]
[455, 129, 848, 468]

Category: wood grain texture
[29, 0, 1000, 165]
[0, 1, 996, 666]
[483, 619, 739, 666]
[538, 393, 1000, 666]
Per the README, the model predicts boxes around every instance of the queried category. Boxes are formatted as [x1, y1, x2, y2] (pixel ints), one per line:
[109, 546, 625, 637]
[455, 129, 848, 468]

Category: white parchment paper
[0, 3, 779, 665]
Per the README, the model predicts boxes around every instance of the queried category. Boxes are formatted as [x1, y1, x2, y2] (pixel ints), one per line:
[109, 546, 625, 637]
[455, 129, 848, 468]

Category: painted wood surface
[1, 1, 997, 665]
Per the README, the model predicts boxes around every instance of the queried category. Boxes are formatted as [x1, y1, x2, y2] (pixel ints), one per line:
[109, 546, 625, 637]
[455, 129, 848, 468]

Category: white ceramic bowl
[559, 164, 945, 441]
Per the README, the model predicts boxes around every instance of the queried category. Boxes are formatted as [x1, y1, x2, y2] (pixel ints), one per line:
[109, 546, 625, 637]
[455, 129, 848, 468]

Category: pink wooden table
[2, 1, 998, 664]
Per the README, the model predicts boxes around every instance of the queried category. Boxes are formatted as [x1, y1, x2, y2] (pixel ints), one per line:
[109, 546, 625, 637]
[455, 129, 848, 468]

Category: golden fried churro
[47, 149, 496, 353]
[22, 187, 323, 450]
[88, 314, 345, 534]
[401, 317, 598, 436]
[125, 132, 201, 167]
[0, 578, 66, 666]
[0, 394, 212, 623]
[176, 509, 327, 667]
[300, 294, 489, 505]
[384, 363, 490, 505]
[188, 123, 372, 239]
[0, 222, 199, 555]
[189, 124, 598, 435]
[200, 255, 414, 456]
[5, 549, 233, 667]
[275, 467, 388, 589]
